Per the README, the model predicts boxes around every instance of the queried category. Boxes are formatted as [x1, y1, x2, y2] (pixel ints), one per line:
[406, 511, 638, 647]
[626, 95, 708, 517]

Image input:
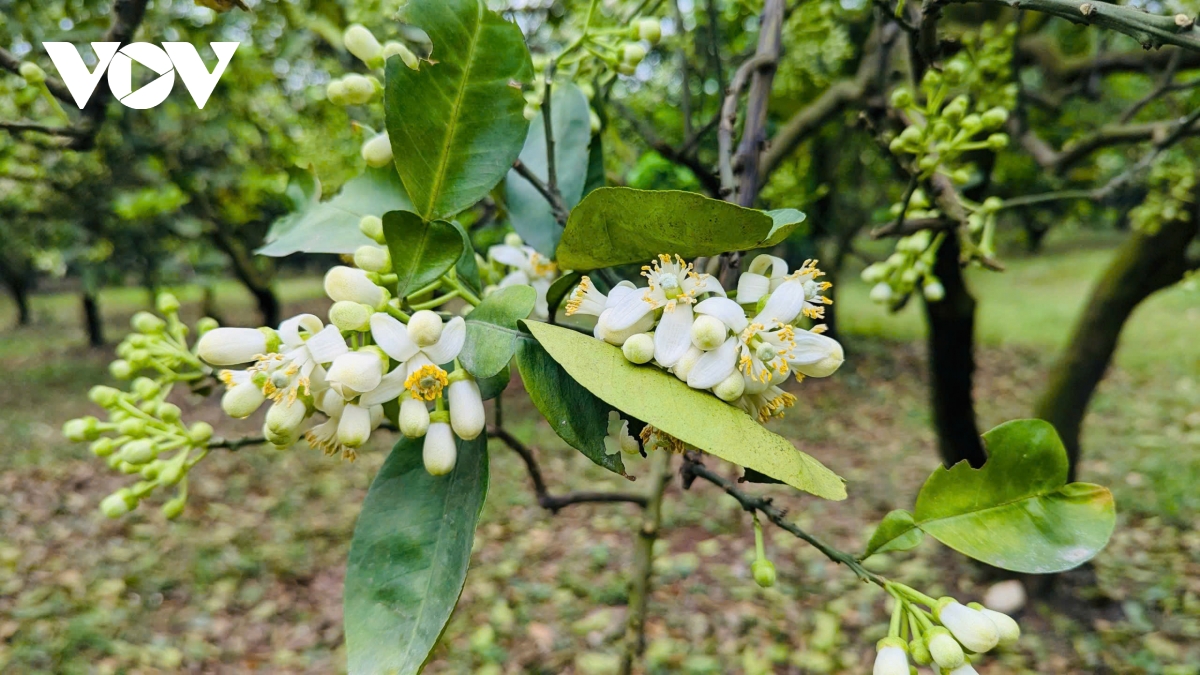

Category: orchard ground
[1, 234, 1197, 674]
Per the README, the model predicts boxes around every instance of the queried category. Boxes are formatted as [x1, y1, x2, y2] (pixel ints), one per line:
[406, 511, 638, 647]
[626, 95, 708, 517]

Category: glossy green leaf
[522, 321, 845, 499]
[449, 220, 483, 296]
[460, 285, 537, 379]
[764, 209, 807, 242]
[556, 188, 807, 270]
[383, 211, 464, 299]
[385, 0, 533, 220]
[862, 509, 925, 560]
[583, 133, 606, 196]
[344, 433, 489, 675]
[913, 419, 1116, 574]
[258, 167, 413, 256]
[515, 334, 626, 476]
[505, 82, 592, 255]
[477, 362, 511, 400]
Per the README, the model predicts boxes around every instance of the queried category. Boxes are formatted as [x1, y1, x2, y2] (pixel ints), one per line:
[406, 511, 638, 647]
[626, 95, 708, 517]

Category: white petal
[694, 297, 749, 333]
[604, 288, 656, 331]
[653, 303, 693, 367]
[736, 273, 770, 305]
[531, 279, 552, 320]
[337, 403, 372, 448]
[370, 313, 419, 362]
[488, 244, 529, 269]
[448, 379, 485, 440]
[304, 325, 350, 364]
[498, 270, 531, 287]
[687, 337, 739, 389]
[278, 314, 323, 348]
[605, 281, 638, 309]
[423, 422, 457, 475]
[196, 328, 268, 366]
[405, 353, 433, 378]
[424, 316, 465, 364]
[747, 254, 788, 279]
[686, 273, 727, 297]
[327, 351, 384, 395]
[754, 279, 805, 325]
[359, 366, 407, 406]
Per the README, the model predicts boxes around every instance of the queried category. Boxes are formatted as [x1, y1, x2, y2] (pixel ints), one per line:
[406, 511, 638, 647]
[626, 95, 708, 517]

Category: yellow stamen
[565, 276, 592, 316]
[406, 364, 448, 401]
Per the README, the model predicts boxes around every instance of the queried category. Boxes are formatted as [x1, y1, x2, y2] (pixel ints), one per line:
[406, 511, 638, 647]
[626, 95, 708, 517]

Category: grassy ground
[0, 239, 1197, 674]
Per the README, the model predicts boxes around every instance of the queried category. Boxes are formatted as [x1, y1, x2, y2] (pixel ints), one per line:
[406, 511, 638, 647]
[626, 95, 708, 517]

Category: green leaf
[515, 333, 626, 476]
[385, 0, 533, 220]
[505, 82, 593, 255]
[477, 362, 510, 400]
[522, 321, 845, 499]
[545, 271, 582, 324]
[583, 134, 606, 196]
[460, 285, 537, 379]
[449, 220, 483, 296]
[764, 209, 807, 243]
[383, 211, 465, 299]
[344, 433, 489, 675]
[556, 188, 805, 270]
[913, 419, 1116, 574]
[258, 167, 413, 256]
[862, 509, 925, 560]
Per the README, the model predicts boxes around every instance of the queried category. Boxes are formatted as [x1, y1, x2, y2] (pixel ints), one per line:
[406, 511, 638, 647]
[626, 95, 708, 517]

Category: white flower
[937, 600, 999, 653]
[325, 266, 385, 308]
[370, 313, 466, 401]
[423, 421, 457, 475]
[602, 255, 725, 366]
[973, 605, 1020, 646]
[447, 374, 485, 441]
[197, 327, 276, 366]
[603, 411, 641, 456]
[326, 349, 387, 398]
[788, 327, 844, 378]
[735, 384, 796, 423]
[873, 640, 909, 675]
[565, 275, 620, 318]
[735, 254, 789, 305]
[489, 243, 559, 320]
[685, 296, 795, 389]
[252, 314, 348, 404]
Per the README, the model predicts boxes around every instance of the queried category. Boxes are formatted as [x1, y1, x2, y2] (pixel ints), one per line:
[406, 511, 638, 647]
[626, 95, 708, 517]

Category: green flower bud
[133, 377, 161, 399]
[861, 263, 887, 284]
[100, 491, 134, 518]
[713, 370, 745, 402]
[622, 333, 655, 364]
[326, 78, 348, 105]
[923, 279, 945, 302]
[162, 495, 187, 520]
[89, 385, 122, 408]
[140, 461, 161, 480]
[361, 131, 394, 168]
[751, 559, 776, 588]
[19, 62, 46, 84]
[503, 232, 524, 247]
[981, 196, 1003, 212]
[359, 215, 386, 244]
[620, 43, 647, 66]
[159, 462, 185, 486]
[343, 24, 383, 66]
[121, 439, 158, 465]
[870, 282, 894, 304]
[942, 95, 969, 123]
[987, 133, 1009, 150]
[196, 317, 219, 335]
[90, 438, 117, 457]
[118, 418, 147, 438]
[960, 114, 983, 135]
[132, 311, 166, 334]
[329, 300, 373, 332]
[589, 107, 601, 134]
[156, 292, 181, 315]
[917, 155, 938, 173]
[890, 87, 914, 109]
[109, 359, 133, 380]
[910, 637, 932, 665]
[920, 69, 942, 93]
[943, 60, 967, 85]
[158, 403, 182, 423]
[63, 416, 99, 442]
[354, 245, 391, 273]
[690, 315, 727, 351]
[341, 74, 376, 106]
[382, 41, 420, 70]
[189, 422, 214, 444]
[926, 627, 965, 669]
[981, 107, 1008, 129]
[140, 400, 161, 416]
[616, 62, 638, 76]
[636, 18, 662, 44]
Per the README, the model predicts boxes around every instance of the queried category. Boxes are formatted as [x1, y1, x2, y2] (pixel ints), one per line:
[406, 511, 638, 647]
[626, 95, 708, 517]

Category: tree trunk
[208, 227, 280, 327]
[923, 233, 987, 467]
[1034, 216, 1198, 479]
[1, 267, 31, 326]
[82, 290, 104, 347]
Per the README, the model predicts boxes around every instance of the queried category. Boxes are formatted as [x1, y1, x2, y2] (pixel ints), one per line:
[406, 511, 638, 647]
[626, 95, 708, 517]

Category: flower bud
[382, 41, 420, 70]
[923, 279, 945, 302]
[524, 103, 539, 121]
[622, 333, 655, 364]
[909, 636, 932, 665]
[189, 421, 214, 444]
[636, 18, 662, 44]
[156, 292, 181, 315]
[791, 332, 844, 378]
[158, 403, 182, 423]
[121, 439, 158, 465]
[926, 627, 965, 669]
[341, 74, 377, 105]
[873, 638, 909, 675]
[713, 370, 745, 402]
[222, 380, 267, 418]
[423, 421, 457, 475]
[400, 397, 431, 438]
[338, 403, 373, 448]
[671, 346, 704, 382]
[589, 107, 601, 133]
[869, 282, 894, 304]
[890, 87, 913, 109]
[132, 377, 160, 399]
[100, 491, 134, 518]
[987, 132, 1009, 150]
[132, 311, 166, 334]
[109, 359, 133, 380]
[407, 310, 444, 347]
[861, 263, 888, 284]
[118, 418, 147, 438]
[90, 438, 116, 457]
[359, 215, 386, 244]
[920, 68, 942, 92]
[981, 107, 1008, 129]
[361, 132, 394, 168]
[195, 317, 219, 335]
[266, 397, 308, 437]
[89, 385, 122, 408]
[620, 43, 647, 66]
[158, 462, 185, 486]
[942, 95, 969, 123]
[751, 559, 776, 588]
[689, 315, 727, 351]
[326, 78, 348, 105]
[935, 599, 999, 653]
[960, 114, 983, 135]
[197, 327, 278, 365]
[329, 301, 373, 332]
[63, 416, 99, 442]
[946, 664, 980, 675]
[19, 62, 46, 84]
[970, 603, 1020, 647]
[161, 495, 187, 520]
[448, 377, 485, 441]
[343, 24, 383, 65]
[325, 265, 385, 308]
[354, 245, 391, 273]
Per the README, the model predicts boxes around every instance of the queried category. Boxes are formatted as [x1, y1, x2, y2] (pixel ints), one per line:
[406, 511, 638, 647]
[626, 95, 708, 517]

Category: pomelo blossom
[873, 638, 909, 675]
[735, 254, 789, 305]
[565, 277, 654, 346]
[369, 310, 466, 401]
[488, 236, 559, 320]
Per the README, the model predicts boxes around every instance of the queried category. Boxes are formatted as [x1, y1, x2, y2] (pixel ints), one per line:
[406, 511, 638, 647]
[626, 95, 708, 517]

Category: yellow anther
[406, 364, 449, 401]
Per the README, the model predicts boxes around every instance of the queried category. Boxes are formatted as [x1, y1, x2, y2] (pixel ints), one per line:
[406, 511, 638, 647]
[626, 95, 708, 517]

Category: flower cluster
[61, 294, 215, 519]
[861, 227, 945, 306]
[874, 584, 1021, 675]
[481, 233, 561, 320]
[200, 261, 484, 475]
[566, 254, 844, 423]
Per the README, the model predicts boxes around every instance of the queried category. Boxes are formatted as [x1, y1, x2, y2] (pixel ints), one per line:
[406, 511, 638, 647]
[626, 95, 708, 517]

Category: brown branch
[611, 100, 722, 196]
[210, 435, 269, 451]
[488, 426, 648, 513]
[512, 159, 570, 225]
[732, 0, 785, 207]
[717, 54, 773, 198]
[1118, 50, 1181, 123]
[1018, 113, 1200, 173]
[0, 120, 86, 137]
[618, 450, 672, 675]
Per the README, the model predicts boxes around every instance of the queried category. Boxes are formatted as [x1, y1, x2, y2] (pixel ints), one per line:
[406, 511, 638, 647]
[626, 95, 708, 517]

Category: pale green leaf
[862, 509, 925, 560]
[522, 321, 845, 499]
[460, 285, 537, 379]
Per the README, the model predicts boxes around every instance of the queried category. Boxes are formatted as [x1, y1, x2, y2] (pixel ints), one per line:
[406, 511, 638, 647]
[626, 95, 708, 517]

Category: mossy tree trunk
[1034, 215, 1199, 480]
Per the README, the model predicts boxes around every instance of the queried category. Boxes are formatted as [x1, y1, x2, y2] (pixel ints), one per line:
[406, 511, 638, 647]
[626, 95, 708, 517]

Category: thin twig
[512, 159, 570, 224]
[542, 68, 559, 195]
[209, 435, 269, 451]
[0, 120, 85, 137]
[1119, 50, 1182, 123]
[488, 426, 648, 512]
[717, 54, 773, 198]
[619, 449, 673, 675]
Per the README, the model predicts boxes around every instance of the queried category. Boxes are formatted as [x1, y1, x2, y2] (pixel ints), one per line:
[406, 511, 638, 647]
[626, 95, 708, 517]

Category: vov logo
[43, 42, 239, 110]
